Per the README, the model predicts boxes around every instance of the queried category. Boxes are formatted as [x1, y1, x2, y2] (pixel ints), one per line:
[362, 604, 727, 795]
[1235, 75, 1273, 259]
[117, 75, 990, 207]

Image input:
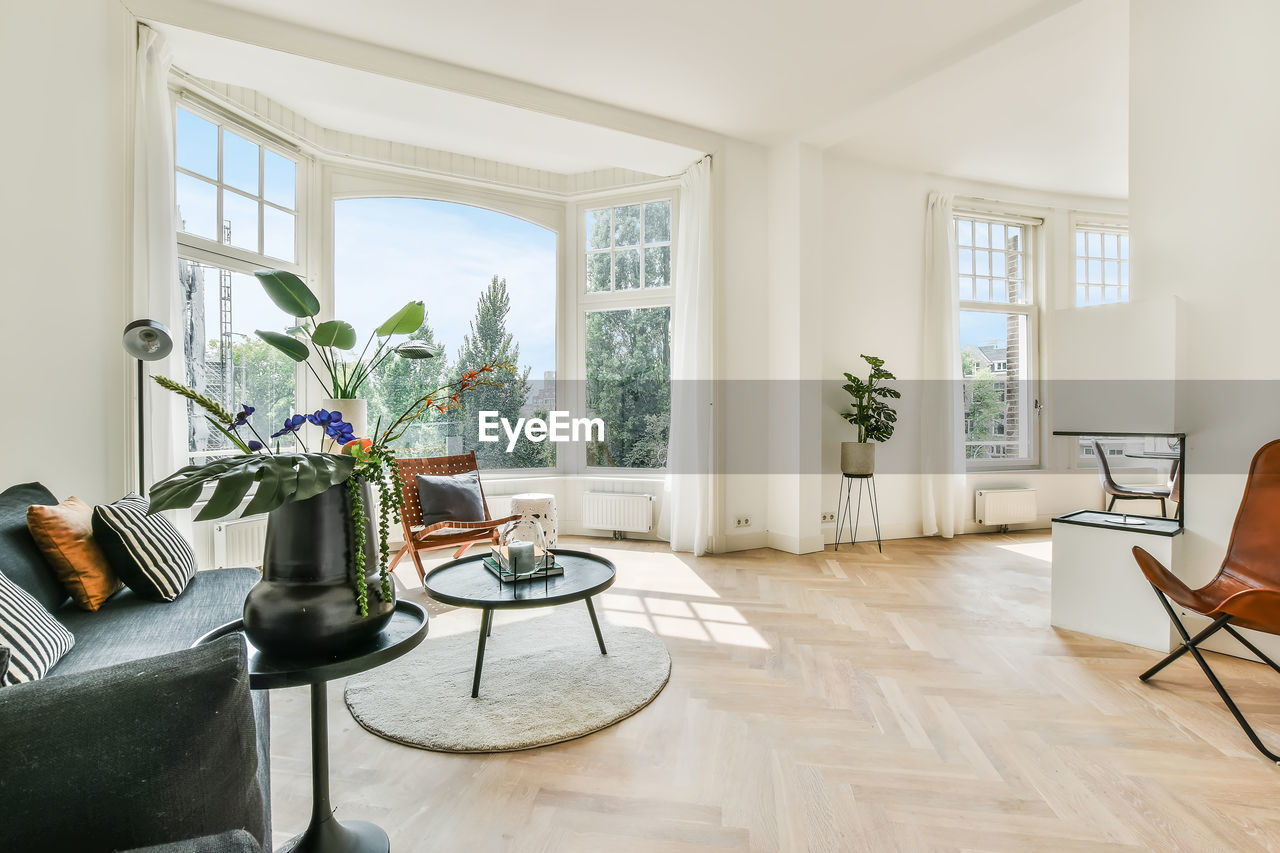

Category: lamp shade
[122, 319, 173, 361]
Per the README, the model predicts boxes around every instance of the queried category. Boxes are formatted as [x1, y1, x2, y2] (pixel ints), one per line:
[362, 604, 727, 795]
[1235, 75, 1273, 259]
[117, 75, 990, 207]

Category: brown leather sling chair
[1132, 438, 1280, 762]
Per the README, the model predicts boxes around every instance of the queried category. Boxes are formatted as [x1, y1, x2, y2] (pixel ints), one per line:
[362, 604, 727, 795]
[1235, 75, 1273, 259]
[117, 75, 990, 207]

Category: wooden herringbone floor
[267, 533, 1280, 852]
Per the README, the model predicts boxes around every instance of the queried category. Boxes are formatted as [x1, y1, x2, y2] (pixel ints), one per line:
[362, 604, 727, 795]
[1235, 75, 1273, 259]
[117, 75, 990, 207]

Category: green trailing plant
[253, 269, 443, 400]
[148, 362, 513, 616]
[841, 354, 901, 443]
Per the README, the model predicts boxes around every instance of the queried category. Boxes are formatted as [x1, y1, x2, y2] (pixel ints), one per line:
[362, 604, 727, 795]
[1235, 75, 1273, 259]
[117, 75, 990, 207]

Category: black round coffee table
[196, 600, 428, 853]
[423, 548, 616, 697]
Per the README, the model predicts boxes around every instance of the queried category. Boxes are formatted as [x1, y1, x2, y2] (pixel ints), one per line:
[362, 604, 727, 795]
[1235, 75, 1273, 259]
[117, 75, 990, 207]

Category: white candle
[508, 540, 535, 573]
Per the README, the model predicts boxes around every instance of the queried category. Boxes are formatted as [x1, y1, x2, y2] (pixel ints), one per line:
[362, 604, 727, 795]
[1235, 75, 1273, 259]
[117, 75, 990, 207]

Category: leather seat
[1132, 438, 1280, 761]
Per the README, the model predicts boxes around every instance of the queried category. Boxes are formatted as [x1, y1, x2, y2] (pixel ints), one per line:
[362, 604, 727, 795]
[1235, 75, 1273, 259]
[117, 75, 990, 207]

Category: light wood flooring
[267, 533, 1280, 852]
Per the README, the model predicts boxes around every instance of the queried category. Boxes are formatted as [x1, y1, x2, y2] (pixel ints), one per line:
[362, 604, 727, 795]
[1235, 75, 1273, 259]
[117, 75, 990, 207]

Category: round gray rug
[344, 606, 671, 752]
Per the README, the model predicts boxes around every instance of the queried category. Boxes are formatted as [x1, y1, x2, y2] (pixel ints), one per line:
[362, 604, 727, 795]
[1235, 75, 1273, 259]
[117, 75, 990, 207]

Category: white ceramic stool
[510, 493, 558, 548]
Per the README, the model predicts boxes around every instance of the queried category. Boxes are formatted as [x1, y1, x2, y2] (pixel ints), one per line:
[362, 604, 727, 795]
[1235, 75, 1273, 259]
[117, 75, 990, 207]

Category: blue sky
[333, 198, 557, 377]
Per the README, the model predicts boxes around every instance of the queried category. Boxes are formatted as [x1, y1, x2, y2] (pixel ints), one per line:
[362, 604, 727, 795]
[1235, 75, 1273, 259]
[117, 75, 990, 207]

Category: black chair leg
[1145, 585, 1280, 763]
[1107, 496, 1116, 511]
[1160, 498, 1167, 518]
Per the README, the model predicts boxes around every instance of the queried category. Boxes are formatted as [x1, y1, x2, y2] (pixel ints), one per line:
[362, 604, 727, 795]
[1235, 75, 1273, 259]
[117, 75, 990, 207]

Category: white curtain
[919, 192, 965, 537]
[132, 25, 185, 494]
[662, 156, 715, 555]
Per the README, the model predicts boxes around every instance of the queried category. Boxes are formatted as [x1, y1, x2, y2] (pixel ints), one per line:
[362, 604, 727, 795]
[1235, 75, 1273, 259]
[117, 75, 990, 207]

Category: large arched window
[333, 197, 557, 469]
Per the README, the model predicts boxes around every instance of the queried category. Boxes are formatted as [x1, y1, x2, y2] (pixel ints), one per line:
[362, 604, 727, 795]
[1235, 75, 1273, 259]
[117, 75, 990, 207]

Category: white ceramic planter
[321, 397, 368, 450]
[840, 441, 875, 476]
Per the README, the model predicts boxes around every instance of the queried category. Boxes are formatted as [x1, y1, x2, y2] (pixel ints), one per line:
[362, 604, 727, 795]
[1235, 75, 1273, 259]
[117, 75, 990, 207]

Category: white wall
[1130, 0, 1280, 590]
[0, 0, 132, 503]
[818, 155, 1132, 543]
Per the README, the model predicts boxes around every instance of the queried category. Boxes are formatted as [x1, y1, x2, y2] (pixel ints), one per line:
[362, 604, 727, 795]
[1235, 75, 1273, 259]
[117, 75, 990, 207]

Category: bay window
[580, 197, 675, 470]
[174, 103, 304, 462]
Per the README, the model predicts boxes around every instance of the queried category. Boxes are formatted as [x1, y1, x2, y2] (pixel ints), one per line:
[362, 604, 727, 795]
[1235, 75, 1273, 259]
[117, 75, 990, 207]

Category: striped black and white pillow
[0, 571, 74, 685]
[92, 494, 197, 603]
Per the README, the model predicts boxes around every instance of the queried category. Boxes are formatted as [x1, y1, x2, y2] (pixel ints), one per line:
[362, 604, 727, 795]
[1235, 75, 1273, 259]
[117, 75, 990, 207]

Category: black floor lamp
[122, 319, 173, 495]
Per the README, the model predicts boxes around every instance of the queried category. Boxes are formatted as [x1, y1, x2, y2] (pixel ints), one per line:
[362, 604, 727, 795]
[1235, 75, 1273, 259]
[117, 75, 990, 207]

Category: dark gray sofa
[0, 482, 270, 852]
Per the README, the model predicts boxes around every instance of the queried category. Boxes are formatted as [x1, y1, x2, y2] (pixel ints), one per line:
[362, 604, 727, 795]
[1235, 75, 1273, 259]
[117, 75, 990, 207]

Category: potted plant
[149, 341, 510, 658]
[252, 270, 441, 448]
[840, 354, 901, 475]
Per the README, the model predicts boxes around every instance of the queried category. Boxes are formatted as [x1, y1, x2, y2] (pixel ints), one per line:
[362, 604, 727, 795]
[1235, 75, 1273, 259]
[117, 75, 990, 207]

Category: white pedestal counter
[1050, 510, 1184, 652]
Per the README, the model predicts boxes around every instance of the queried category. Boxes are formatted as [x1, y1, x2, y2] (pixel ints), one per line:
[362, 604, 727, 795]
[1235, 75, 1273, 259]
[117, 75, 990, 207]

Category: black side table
[423, 549, 616, 697]
[196, 600, 428, 853]
[834, 473, 882, 552]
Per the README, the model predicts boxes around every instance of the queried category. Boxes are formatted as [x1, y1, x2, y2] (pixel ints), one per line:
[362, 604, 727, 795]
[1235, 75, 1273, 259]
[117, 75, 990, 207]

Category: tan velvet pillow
[27, 497, 122, 611]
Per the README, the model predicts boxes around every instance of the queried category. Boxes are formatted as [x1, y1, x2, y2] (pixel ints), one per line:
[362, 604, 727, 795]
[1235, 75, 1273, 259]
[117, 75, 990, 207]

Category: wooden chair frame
[389, 451, 519, 585]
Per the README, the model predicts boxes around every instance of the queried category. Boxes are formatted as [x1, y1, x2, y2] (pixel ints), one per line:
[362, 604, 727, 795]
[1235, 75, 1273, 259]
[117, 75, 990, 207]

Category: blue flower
[271, 413, 306, 439]
[325, 419, 356, 444]
[233, 404, 255, 426]
[247, 440, 264, 452]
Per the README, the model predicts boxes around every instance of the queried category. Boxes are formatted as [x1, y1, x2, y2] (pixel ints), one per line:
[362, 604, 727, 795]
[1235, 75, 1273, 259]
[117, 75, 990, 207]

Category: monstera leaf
[148, 453, 356, 521]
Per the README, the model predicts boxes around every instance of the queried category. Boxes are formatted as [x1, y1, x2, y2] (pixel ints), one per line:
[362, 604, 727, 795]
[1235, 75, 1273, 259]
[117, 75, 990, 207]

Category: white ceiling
[182, 0, 1128, 196]
[826, 0, 1128, 198]
[156, 25, 705, 176]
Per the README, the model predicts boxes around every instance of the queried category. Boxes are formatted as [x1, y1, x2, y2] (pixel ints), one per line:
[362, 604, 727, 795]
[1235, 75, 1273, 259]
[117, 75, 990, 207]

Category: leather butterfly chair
[388, 451, 520, 585]
[1132, 438, 1280, 762]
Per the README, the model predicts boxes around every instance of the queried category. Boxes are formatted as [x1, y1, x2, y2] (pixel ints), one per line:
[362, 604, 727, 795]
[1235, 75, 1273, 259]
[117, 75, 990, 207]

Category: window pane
[1087, 231, 1102, 257]
[990, 224, 1005, 250]
[1119, 234, 1130, 260]
[263, 206, 294, 262]
[1103, 233, 1118, 259]
[956, 219, 973, 246]
[178, 261, 297, 462]
[644, 245, 671, 288]
[959, 276, 974, 300]
[961, 310, 1030, 462]
[586, 252, 612, 292]
[958, 248, 973, 275]
[1088, 259, 1102, 284]
[644, 200, 671, 243]
[1075, 230, 1086, 256]
[221, 190, 258, 251]
[974, 222, 989, 248]
[1076, 259, 1087, 282]
[333, 197, 556, 469]
[222, 129, 259, 195]
[586, 208, 612, 250]
[176, 108, 217, 179]
[614, 204, 641, 247]
[615, 247, 641, 289]
[263, 150, 295, 209]
[975, 251, 990, 276]
[585, 307, 670, 468]
[176, 173, 217, 240]
[1104, 260, 1118, 285]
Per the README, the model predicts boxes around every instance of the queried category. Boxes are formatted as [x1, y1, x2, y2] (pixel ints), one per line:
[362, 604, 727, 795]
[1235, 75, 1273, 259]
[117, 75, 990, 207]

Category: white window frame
[1070, 212, 1130, 308]
[173, 93, 307, 275]
[324, 164, 565, 478]
[954, 204, 1043, 471]
[572, 188, 678, 475]
[172, 92, 310, 464]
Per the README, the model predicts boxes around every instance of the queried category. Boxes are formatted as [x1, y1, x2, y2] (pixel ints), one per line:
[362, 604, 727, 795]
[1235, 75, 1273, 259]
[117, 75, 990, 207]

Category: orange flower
[342, 438, 373, 457]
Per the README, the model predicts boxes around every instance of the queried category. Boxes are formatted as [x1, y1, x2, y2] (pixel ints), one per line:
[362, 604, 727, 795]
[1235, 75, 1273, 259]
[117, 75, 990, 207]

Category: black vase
[243, 479, 395, 658]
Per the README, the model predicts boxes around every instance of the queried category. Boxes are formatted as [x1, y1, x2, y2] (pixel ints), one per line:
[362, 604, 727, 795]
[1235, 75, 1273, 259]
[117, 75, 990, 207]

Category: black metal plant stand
[835, 473, 881, 553]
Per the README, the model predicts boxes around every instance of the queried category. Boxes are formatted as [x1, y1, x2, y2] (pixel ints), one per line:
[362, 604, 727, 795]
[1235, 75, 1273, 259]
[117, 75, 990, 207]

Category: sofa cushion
[123, 829, 263, 852]
[92, 494, 197, 602]
[0, 570, 74, 685]
[53, 567, 257, 676]
[27, 496, 122, 611]
[0, 482, 68, 611]
[0, 633, 267, 852]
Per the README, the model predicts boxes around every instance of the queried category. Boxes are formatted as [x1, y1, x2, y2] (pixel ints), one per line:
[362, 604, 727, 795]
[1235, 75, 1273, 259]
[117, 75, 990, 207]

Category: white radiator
[212, 517, 268, 569]
[975, 489, 1038, 526]
[582, 492, 654, 534]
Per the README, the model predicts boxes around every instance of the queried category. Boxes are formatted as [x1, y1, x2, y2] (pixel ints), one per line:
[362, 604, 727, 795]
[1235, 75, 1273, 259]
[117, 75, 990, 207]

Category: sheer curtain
[919, 191, 965, 537]
[132, 25, 185, 495]
[662, 156, 714, 555]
